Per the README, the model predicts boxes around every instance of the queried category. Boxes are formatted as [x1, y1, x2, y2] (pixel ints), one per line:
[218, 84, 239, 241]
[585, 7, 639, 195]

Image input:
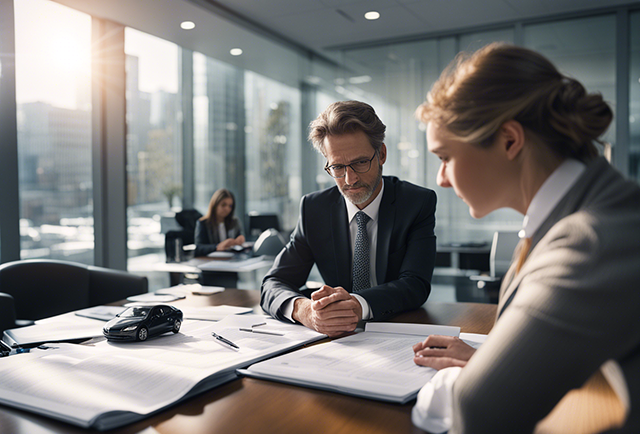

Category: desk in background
[155, 255, 273, 288]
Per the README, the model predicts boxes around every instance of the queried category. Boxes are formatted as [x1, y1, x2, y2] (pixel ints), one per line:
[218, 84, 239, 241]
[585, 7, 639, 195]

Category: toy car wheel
[137, 327, 149, 341]
[172, 319, 181, 333]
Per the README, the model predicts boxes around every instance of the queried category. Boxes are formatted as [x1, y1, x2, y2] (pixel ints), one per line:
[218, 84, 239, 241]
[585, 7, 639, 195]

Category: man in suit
[261, 101, 437, 336]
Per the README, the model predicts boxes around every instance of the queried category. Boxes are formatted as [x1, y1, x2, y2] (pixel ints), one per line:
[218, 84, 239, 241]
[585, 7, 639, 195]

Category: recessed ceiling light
[349, 75, 372, 84]
[180, 21, 195, 30]
[230, 48, 243, 56]
[364, 11, 380, 20]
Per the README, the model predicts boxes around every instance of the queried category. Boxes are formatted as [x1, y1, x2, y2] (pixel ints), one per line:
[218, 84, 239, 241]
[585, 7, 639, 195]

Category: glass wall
[245, 72, 302, 234]
[630, 11, 640, 181]
[124, 28, 182, 269]
[341, 29, 518, 246]
[524, 15, 617, 147]
[193, 52, 245, 218]
[14, 0, 93, 264]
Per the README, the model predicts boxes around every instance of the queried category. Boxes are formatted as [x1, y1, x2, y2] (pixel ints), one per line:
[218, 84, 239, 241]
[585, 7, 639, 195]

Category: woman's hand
[216, 239, 236, 251]
[412, 335, 476, 370]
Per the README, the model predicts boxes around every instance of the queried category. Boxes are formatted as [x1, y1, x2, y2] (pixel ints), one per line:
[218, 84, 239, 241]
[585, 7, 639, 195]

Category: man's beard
[339, 164, 383, 206]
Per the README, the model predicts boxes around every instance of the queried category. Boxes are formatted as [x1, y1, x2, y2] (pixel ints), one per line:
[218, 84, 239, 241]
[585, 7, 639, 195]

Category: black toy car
[103, 305, 183, 342]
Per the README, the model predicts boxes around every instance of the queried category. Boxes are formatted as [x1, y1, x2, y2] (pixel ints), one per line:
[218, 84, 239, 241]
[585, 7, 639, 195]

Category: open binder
[0, 314, 324, 430]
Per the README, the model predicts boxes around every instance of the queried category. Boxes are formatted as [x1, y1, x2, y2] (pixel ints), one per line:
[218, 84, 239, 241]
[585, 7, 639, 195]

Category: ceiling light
[364, 11, 380, 20]
[348, 75, 372, 84]
[180, 21, 195, 30]
[230, 48, 243, 56]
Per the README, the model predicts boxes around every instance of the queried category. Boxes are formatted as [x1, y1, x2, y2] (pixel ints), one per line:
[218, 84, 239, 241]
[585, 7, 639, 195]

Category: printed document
[239, 322, 460, 403]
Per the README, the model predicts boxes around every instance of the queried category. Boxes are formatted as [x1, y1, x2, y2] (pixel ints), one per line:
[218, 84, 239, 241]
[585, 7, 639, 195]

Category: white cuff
[351, 293, 372, 320]
[282, 296, 304, 322]
[411, 366, 462, 433]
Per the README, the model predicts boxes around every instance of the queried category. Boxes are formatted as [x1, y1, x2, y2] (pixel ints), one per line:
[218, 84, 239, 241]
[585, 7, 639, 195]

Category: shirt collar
[346, 178, 385, 223]
[520, 158, 586, 239]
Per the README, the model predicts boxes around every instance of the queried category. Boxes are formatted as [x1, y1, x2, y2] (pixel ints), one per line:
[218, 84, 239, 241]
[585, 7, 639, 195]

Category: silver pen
[211, 332, 240, 350]
[238, 327, 284, 336]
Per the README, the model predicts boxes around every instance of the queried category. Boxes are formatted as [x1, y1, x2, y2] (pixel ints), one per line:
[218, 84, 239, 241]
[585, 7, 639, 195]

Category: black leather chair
[0, 292, 17, 334]
[0, 259, 148, 327]
[247, 212, 281, 240]
[164, 208, 203, 262]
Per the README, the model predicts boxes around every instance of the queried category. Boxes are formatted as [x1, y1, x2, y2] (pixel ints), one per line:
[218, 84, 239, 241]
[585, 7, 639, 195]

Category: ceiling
[204, 0, 639, 57]
[52, 0, 639, 90]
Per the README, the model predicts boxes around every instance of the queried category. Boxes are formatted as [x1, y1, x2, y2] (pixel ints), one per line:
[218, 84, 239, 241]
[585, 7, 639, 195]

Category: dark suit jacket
[261, 176, 437, 322]
[194, 217, 242, 257]
[451, 158, 640, 434]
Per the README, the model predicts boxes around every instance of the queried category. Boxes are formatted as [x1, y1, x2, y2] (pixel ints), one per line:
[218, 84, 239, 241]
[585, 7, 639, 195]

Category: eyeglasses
[324, 153, 377, 178]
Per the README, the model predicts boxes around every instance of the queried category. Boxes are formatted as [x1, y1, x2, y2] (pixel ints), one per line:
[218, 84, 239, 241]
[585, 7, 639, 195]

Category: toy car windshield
[118, 307, 150, 318]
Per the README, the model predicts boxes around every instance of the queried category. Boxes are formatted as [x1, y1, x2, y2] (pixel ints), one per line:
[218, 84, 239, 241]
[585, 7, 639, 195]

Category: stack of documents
[0, 314, 325, 430]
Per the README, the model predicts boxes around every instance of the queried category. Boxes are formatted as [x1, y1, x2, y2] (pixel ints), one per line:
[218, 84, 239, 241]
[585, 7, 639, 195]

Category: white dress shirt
[217, 222, 227, 243]
[282, 180, 385, 322]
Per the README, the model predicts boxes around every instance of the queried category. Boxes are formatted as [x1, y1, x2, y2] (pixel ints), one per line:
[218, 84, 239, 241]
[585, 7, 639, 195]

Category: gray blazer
[261, 176, 437, 322]
[451, 157, 640, 433]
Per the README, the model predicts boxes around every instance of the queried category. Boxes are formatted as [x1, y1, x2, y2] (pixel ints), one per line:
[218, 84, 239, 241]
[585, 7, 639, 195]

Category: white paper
[365, 322, 459, 337]
[206, 251, 235, 259]
[244, 323, 459, 402]
[179, 305, 253, 321]
[126, 293, 185, 302]
[0, 314, 325, 429]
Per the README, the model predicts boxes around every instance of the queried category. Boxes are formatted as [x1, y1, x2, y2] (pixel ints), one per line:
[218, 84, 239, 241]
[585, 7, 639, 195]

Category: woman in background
[194, 188, 245, 257]
[412, 43, 640, 433]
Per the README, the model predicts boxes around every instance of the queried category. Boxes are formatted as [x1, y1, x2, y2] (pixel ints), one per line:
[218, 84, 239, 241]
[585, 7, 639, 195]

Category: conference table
[0, 289, 622, 434]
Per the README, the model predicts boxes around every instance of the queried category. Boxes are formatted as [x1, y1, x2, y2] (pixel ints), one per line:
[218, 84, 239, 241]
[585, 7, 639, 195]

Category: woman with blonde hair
[412, 43, 640, 433]
[194, 188, 245, 257]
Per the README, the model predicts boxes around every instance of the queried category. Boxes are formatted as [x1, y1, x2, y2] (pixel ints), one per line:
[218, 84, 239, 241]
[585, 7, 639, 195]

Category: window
[630, 11, 640, 181]
[245, 72, 302, 233]
[524, 15, 617, 146]
[14, 0, 93, 264]
[125, 28, 182, 271]
[193, 52, 245, 216]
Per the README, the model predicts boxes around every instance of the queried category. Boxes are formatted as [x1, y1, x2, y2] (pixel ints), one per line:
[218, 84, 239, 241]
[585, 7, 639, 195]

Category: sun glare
[14, 0, 91, 110]
[48, 34, 86, 74]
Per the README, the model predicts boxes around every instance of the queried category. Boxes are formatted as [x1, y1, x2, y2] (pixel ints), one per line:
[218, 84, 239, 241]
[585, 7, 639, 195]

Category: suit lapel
[330, 196, 351, 291]
[497, 239, 528, 318]
[376, 178, 395, 284]
[497, 158, 609, 319]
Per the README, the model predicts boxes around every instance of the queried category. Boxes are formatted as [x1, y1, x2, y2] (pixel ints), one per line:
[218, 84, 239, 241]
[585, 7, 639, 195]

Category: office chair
[247, 212, 281, 240]
[253, 228, 286, 257]
[0, 292, 17, 334]
[0, 259, 148, 326]
[164, 208, 202, 262]
[469, 231, 520, 301]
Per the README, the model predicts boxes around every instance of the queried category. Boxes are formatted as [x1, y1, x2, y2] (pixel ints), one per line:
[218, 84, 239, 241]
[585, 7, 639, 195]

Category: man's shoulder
[303, 184, 342, 204]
